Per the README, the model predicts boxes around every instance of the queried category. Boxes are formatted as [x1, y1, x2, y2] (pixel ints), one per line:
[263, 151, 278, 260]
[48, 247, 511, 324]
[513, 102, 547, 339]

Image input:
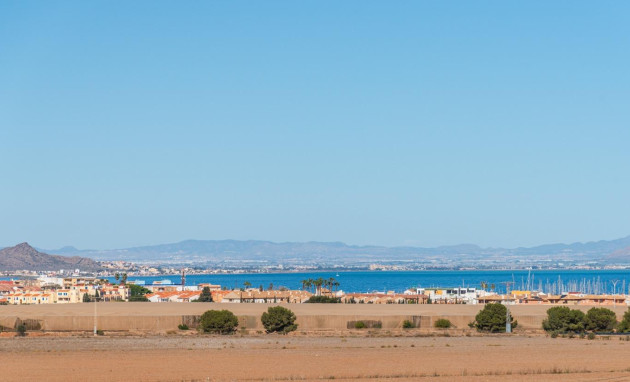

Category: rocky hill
[0, 242, 101, 271]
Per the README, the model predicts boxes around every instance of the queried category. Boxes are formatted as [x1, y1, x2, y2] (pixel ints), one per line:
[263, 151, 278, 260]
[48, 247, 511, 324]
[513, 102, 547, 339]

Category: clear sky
[1, 1, 629, 250]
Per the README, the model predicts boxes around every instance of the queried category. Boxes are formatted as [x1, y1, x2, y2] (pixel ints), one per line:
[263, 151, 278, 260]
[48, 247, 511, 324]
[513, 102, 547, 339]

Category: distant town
[3, 260, 630, 282]
[2, 274, 629, 307]
[1, 241, 630, 307]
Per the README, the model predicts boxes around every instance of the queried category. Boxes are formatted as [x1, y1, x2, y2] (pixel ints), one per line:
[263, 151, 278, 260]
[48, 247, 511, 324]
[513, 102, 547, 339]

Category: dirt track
[2, 335, 630, 381]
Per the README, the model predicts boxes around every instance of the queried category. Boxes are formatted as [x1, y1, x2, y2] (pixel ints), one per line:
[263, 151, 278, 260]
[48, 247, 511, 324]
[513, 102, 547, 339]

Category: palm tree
[313, 278, 324, 296]
[114, 273, 120, 284]
[243, 281, 252, 289]
[121, 273, 128, 284]
[303, 279, 313, 293]
[328, 277, 337, 294]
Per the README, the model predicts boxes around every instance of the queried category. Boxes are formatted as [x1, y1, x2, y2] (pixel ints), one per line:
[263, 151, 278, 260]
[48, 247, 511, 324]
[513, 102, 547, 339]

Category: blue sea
[4, 270, 630, 294]
[112, 270, 630, 294]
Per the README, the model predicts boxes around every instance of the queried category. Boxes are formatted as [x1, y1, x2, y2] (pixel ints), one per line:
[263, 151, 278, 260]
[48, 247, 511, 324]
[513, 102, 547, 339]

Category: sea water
[115, 269, 630, 294]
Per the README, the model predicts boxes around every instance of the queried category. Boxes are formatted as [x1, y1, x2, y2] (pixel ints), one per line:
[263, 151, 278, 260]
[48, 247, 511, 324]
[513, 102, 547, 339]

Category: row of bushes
[469, 304, 630, 334]
[305, 296, 341, 303]
[196, 306, 298, 334]
[468, 304, 630, 334]
[543, 306, 630, 334]
[351, 318, 452, 329]
[195, 309, 453, 332]
[188, 303, 630, 335]
[353, 320, 381, 329]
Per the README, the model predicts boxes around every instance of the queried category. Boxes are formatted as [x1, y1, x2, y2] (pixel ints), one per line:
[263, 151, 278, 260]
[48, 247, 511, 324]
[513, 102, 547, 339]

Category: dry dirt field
[2, 334, 630, 382]
[2, 304, 630, 381]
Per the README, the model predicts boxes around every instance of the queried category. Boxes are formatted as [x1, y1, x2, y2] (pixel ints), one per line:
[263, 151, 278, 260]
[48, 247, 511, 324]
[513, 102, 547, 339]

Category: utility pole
[93, 295, 97, 336]
[500, 281, 514, 333]
[611, 279, 619, 309]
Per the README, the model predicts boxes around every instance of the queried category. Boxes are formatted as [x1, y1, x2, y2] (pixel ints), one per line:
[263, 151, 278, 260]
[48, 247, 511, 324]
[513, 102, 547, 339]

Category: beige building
[221, 290, 312, 303]
[99, 285, 130, 302]
[5, 283, 130, 304]
[6, 291, 55, 304]
[55, 289, 81, 303]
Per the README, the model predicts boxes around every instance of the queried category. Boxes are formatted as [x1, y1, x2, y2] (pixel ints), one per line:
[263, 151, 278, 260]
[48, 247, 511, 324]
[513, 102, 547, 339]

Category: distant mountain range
[0, 243, 101, 271]
[24, 235, 630, 265]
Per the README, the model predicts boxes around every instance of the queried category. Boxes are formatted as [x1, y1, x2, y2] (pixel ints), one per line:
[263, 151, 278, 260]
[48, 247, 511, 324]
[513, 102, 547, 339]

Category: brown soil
[2, 335, 629, 381]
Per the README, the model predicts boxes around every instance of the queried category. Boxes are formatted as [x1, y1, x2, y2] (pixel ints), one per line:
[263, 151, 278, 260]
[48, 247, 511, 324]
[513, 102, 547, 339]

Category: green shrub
[129, 284, 151, 297]
[473, 303, 516, 333]
[402, 320, 415, 329]
[585, 308, 617, 333]
[178, 324, 189, 330]
[550, 331, 559, 338]
[129, 295, 149, 302]
[587, 332, 596, 340]
[305, 296, 341, 303]
[434, 319, 452, 329]
[542, 306, 586, 333]
[194, 287, 213, 302]
[16, 324, 26, 337]
[354, 321, 366, 329]
[199, 310, 239, 334]
[96, 329, 105, 336]
[618, 309, 630, 333]
[261, 306, 298, 334]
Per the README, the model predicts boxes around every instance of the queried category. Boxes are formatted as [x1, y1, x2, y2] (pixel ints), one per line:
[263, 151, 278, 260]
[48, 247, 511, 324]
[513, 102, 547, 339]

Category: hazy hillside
[0, 242, 101, 271]
[511, 236, 630, 256]
[40, 236, 630, 265]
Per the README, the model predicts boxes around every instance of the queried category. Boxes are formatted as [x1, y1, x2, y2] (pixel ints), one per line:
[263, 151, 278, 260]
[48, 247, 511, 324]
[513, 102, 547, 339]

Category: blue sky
[1, 2, 629, 250]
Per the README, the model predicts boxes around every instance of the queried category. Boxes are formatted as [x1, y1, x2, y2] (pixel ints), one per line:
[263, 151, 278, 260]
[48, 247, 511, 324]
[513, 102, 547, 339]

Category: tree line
[300, 277, 340, 296]
[197, 306, 297, 334]
[543, 306, 630, 334]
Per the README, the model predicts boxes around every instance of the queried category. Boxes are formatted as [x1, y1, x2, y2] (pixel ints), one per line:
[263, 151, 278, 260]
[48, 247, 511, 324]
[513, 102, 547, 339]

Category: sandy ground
[2, 334, 630, 382]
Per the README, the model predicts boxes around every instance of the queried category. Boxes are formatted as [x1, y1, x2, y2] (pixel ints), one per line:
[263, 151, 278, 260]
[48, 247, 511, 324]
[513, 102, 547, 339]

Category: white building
[417, 287, 478, 304]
